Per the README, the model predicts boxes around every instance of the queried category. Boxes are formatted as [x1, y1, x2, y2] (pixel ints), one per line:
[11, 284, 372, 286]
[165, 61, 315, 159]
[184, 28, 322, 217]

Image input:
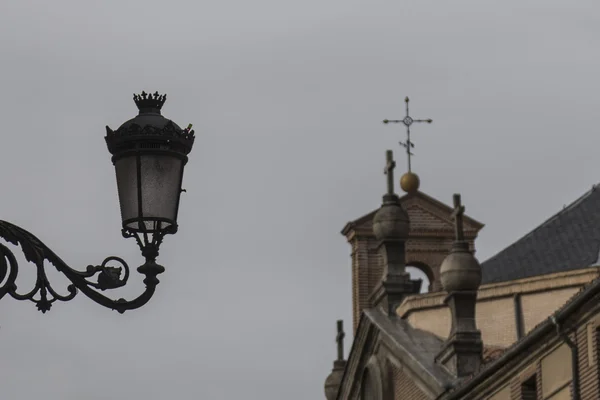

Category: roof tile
[481, 186, 600, 284]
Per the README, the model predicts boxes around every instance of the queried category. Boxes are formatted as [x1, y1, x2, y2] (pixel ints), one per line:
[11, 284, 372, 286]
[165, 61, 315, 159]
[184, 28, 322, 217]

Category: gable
[341, 191, 484, 239]
[337, 308, 453, 400]
[337, 315, 378, 399]
[404, 203, 461, 233]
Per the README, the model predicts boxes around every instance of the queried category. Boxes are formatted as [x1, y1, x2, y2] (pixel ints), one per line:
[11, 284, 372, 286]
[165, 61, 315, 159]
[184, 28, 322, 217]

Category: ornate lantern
[105, 91, 195, 247]
[0, 91, 196, 313]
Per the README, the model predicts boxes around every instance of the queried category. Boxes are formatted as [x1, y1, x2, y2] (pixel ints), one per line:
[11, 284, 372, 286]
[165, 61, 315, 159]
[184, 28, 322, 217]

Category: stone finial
[325, 320, 347, 400]
[436, 194, 483, 378]
[450, 193, 465, 241]
[440, 194, 482, 292]
[372, 150, 409, 241]
[370, 150, 421, 315]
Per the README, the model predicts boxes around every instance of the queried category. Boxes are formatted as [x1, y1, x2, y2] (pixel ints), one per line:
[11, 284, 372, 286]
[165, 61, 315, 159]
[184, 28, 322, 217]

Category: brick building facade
[323, 149, 600, 400]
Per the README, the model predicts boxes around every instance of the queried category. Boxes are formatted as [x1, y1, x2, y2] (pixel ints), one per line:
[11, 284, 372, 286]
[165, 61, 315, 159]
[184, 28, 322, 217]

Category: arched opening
[361, 357, 384, 400]
[360, 369, 373, 400]
[406, 261, 434, 293]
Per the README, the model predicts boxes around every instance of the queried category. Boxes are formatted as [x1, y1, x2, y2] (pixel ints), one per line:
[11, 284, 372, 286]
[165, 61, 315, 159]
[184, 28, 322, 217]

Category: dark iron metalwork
[382, 97, 432, 173]
[0, 91, 195, 313]
[0, 221, 163, 313]
[105, 91, 195, 238]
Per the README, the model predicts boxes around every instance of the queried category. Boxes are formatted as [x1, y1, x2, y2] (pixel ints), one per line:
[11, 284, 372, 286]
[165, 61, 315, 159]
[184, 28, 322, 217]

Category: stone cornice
[397, 267, 600, 318]
[341, 191, 484, 240]
[346, 229, 478, 242]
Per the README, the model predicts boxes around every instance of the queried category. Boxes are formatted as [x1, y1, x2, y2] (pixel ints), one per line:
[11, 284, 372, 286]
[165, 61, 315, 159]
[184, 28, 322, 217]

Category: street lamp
[0, 91, 195, 314]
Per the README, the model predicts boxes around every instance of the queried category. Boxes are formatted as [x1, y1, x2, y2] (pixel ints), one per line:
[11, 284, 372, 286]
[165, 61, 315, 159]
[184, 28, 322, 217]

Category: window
[521, 375, 537, 400]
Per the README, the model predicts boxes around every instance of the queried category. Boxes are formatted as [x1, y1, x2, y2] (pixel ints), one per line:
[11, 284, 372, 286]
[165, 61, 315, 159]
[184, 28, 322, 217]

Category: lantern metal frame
[0, 91, 195, 313]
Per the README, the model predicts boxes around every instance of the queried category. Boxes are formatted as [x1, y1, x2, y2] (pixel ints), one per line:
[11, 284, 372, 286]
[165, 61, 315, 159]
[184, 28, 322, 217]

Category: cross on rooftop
[384, 150, 396, 195]
[383, 97, 432, 173]
[450, 193, 466, 242]
[336, 320, 345, 361]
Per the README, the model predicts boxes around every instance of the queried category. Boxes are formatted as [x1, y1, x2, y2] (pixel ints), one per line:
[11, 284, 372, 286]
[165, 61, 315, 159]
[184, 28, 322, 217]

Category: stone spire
[369, 150, 422, 315]
[324, 320, 347, 400]
[435, 194, 483, 377]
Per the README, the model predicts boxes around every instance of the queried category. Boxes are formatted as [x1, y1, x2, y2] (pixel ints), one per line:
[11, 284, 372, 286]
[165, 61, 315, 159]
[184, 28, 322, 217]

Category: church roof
[342, 308, 509, 397]
[481, 185, 600, 284]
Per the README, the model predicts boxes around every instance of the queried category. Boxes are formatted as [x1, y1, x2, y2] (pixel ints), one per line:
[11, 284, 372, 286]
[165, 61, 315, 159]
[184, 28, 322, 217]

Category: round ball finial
[400, 172, 420, 194]
[440, 243, 482, 292]
[324, 361, 346, 400]
[372, 198, 409, 241]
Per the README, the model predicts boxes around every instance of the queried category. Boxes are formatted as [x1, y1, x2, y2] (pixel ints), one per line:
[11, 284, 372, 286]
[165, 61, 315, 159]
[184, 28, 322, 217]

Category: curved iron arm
[0, 220, 166, 314]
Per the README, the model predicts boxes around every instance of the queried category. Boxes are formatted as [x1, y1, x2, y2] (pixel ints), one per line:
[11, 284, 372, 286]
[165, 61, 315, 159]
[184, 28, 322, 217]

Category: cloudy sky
[0, 0, 599, 399]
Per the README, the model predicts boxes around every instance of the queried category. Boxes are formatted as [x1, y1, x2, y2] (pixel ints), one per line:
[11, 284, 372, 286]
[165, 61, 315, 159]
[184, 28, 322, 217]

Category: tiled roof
[481, 186, 600, 284]
[482, 346, 505, 364]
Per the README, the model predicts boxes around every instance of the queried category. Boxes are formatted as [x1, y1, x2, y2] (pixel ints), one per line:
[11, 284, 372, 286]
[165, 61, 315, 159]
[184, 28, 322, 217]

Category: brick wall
[521, 288, 579, 334]
[391, 364, 430, 400]
[407, 307, 451, 339]
[477, 297, 517, 347]
[345, 193, 482, 331]
[406, 296, 516, 346]
[577, 319, 600, 400]
[399, 270, 599, 354]
[454, 300, 600, 400]
[349, 234, 465, 331]
[351, 236, 381, 332]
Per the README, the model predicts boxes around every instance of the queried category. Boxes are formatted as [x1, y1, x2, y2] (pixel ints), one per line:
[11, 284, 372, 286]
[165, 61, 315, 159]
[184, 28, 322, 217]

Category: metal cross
[384, 150, 396, 195]
[336, 320, 345, 361]
[450, 193, 465, 242]
[383, 97, 432, 173]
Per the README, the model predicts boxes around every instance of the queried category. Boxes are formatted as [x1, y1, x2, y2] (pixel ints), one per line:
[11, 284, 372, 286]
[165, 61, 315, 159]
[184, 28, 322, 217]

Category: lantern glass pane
[114, 155, 138, 226]
[139, 154, 183, 229]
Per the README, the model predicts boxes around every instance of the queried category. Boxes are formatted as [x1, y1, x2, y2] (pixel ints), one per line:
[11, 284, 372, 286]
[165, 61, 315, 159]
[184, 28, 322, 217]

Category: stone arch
[360, 356, 384, 400]
[379, 355, 395, 400]
[405, 260, 434, 293]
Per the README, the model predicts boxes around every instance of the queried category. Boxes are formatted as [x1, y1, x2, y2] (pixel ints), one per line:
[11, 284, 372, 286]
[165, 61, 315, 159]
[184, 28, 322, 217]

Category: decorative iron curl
[0, 221, 164, 314]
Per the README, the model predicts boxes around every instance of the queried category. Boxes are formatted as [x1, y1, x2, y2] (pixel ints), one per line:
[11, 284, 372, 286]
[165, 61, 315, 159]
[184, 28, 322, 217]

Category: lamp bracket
[0, 220, 164, 313]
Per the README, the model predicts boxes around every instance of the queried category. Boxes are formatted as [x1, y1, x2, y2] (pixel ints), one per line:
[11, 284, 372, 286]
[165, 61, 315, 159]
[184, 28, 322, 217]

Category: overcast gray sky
[1, 0, 599, 399]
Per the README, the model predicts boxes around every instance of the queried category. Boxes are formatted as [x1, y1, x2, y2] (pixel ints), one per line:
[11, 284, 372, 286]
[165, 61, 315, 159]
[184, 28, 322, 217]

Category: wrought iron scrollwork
[0, 220, 164, 313]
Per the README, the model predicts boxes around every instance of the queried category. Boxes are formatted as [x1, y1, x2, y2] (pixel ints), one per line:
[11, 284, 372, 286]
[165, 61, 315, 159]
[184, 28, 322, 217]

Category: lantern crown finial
[133, 91, 166, 113]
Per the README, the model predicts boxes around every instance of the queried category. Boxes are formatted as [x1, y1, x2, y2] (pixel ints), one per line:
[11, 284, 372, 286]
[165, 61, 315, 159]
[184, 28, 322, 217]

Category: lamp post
[0, 91, 195, 314]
